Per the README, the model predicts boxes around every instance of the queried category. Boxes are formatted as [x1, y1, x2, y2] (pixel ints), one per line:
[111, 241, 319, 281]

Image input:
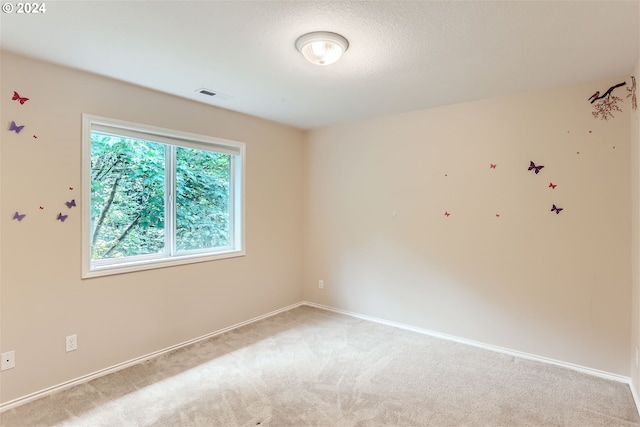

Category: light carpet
[1, 305, 639, 426]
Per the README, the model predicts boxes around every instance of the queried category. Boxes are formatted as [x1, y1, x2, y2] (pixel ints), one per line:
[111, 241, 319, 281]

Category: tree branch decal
[627, 76, 637, 111]
[589, 81, 626, 120]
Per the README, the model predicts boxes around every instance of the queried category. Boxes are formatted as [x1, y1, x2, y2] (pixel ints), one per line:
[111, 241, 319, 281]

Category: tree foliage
[90, 133, 230, 260]
[175, 147, 230, 251]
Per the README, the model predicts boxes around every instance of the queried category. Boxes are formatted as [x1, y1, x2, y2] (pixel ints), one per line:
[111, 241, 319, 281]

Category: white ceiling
[1, 1, 638, 130]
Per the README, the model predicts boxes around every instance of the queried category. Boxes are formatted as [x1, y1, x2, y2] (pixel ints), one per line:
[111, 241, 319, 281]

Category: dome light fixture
[295, 31, 349, 66]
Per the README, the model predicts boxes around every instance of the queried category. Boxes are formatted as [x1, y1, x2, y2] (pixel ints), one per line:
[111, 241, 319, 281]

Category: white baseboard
[2, 299, 637, 415]
[303, 301, 633, 385]
[0, 301, 304, 412]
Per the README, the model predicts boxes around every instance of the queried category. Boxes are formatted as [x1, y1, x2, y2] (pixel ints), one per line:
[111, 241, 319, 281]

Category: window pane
[175, 147, 230, 252]
[90, 133, 166, 260]
[83, 114, 245, 277]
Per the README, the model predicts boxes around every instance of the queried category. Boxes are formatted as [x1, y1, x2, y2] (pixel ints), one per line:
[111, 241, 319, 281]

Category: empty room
[1, 1, 640, 425]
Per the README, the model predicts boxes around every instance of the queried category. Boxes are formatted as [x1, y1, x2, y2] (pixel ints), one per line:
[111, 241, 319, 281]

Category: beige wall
[631, 55, 640, 400]
[303, 77, 632, 376]
[0, 51, 304, 403]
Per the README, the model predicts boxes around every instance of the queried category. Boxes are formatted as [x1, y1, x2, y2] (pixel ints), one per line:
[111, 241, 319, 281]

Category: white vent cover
[195, 88, 232, 100]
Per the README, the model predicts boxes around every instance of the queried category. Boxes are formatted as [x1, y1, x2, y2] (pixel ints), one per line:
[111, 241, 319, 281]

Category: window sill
[82, 249, 245, 279]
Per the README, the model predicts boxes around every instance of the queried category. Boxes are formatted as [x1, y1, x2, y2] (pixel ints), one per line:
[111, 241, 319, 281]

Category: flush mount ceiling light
[295, 31, 349, 66]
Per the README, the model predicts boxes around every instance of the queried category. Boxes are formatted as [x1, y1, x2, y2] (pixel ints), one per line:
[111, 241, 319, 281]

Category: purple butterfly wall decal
[528, 161, 544, 174]
[65, 199, 76, 208]
[551, 204, 563, 214]
[9, 121, 24, 133]
[57, 212, 68, 222]
[13, 211, 26, 221]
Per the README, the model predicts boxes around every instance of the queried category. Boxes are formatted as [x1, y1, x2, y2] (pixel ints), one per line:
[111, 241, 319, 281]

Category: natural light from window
[82, 114, 245, 278]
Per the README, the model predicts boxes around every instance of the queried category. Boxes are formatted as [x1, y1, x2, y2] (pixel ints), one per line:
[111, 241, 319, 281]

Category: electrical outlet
[66, 334, 77, 352]
[1, 351, 15, 370]
[318, 280, 324, 289]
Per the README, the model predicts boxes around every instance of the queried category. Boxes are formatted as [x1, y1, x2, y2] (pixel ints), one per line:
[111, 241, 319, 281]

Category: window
[82, 114, 245, 278]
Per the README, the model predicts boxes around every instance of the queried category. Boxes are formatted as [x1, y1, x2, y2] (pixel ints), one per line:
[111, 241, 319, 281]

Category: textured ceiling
[1, 1, 638, 130]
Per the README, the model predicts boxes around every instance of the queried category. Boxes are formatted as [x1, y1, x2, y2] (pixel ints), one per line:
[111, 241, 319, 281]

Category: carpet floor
[1, 305, 639, 426]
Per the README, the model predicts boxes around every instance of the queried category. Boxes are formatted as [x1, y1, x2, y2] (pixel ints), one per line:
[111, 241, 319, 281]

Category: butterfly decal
[551, 204, 563, 214]
[33, 135, 38, 139]
[65, 199, 76, 208]
[528, 161, 544, 174]
[13, 211, 26, 221]
[69, 187, 74, 190]
[12, 91, 29, 105]
[495, 214, 500, 218]
[9, 121, 24, 133]
[57, 213, 68, 222]
[549, 183, 557, 189]
[444, 211, 451, 217]
[490, 164, 496, 169]
[39, 206, 44, 210]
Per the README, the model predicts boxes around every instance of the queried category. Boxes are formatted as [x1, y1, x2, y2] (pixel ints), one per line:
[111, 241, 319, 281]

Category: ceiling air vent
[195, 88, 232, 101]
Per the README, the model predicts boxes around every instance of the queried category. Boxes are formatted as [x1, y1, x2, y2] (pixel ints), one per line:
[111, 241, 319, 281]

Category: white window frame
[82, 114, 245, 278]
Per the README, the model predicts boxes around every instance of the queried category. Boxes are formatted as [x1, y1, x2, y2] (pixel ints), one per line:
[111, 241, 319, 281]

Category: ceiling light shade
[295, 31, 349, 66]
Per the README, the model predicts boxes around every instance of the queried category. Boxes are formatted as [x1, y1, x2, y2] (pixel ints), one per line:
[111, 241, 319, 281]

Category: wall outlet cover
[66, 335, 78, 352]
[1, 351, 15, 370]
